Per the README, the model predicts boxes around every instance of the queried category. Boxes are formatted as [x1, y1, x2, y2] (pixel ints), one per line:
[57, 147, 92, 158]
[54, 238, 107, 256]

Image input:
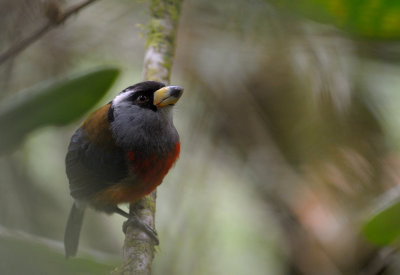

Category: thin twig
[0, 224, 115, 261]
[0, 0, 98, 65]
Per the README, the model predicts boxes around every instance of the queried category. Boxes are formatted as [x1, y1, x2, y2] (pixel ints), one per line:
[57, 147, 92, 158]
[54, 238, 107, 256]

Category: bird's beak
[153, 86, 184, 109]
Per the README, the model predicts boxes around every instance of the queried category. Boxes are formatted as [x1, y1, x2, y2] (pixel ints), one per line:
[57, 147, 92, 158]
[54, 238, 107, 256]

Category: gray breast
[110, 103, 179, 155]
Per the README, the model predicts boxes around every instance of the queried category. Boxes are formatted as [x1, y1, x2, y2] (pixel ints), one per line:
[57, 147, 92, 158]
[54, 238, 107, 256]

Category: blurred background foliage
[1, 0, 400, 274]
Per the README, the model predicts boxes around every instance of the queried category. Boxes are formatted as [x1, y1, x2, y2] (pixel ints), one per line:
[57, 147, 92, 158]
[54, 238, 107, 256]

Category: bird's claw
[122, 213, 159, 245]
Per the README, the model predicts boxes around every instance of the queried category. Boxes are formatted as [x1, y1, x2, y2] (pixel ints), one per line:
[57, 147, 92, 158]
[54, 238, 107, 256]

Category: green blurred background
[2, 0, 400, 274]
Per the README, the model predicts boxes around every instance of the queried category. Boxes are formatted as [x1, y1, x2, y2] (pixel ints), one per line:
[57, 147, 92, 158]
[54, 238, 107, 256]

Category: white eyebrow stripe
[113, 89, 134, 105]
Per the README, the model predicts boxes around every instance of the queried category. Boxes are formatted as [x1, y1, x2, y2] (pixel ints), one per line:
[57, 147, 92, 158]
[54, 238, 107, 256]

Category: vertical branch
[114, 0, 183, 274]
[143, 0, 183, 83]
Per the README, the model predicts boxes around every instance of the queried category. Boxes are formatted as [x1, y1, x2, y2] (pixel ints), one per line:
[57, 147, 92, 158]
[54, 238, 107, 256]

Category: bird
[64, 80, 183, 258]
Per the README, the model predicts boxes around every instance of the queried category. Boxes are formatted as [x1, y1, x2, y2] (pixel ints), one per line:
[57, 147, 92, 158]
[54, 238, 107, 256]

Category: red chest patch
[128, 142, 180, 185]
[95, 143, 180, 205]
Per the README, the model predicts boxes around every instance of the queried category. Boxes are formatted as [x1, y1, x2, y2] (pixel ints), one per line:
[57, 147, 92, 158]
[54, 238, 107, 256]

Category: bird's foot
[122, 212, 159, 245]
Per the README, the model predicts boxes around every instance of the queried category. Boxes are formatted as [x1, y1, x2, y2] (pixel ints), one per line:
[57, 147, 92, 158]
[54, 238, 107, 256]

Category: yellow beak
[153, 86, 184, 108]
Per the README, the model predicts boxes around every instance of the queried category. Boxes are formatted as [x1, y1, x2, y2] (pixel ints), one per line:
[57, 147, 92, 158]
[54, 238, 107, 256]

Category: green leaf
[271, 0, 400, 39]
[0, 67, 120, 153]
[362, 189, 400, 245]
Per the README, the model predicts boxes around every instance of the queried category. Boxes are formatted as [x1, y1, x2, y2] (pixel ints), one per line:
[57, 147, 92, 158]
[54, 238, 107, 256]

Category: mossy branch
[143, 0, 183, 83]
[113, 0, 183, 274]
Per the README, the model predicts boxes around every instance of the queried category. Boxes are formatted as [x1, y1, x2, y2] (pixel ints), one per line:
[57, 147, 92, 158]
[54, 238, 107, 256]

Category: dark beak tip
[169, 86, 184, 97]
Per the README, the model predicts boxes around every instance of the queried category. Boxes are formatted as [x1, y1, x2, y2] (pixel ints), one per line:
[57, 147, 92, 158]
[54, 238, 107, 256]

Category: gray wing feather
[65, 128, 128, 200]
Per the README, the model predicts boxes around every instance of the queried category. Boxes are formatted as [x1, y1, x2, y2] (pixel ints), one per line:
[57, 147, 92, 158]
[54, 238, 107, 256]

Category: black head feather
[113, 81, 166, 112]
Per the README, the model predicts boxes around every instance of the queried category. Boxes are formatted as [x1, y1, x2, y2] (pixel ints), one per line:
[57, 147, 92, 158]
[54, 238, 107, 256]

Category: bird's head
[108, 81, 184, 152]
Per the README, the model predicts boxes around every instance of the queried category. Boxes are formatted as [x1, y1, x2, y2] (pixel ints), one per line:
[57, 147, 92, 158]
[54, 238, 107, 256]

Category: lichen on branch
[143, 0, 183, 83]
[114, 0, 183, 274]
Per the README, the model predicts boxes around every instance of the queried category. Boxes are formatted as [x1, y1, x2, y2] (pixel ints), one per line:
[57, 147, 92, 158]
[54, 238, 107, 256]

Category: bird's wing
[65, 105, 128, 200]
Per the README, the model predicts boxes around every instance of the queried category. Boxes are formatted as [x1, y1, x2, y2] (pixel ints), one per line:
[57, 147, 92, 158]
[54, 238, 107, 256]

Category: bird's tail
[64, 202, 85, 258]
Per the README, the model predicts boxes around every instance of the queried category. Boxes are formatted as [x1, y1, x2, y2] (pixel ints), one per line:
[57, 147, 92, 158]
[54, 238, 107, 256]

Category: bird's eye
[136, 95, 149, 104]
